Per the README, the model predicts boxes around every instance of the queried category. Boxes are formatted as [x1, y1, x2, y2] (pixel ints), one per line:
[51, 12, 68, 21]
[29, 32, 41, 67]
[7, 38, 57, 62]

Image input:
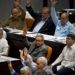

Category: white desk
[26, 32, 66, 44]
[8, 29, 66, 44]
[0, 56, 20, 63]
[4, 27, 66, 44]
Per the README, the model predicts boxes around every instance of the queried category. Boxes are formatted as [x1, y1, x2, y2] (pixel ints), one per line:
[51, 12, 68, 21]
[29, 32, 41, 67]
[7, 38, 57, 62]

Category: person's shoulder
[66, 21, 73, 26]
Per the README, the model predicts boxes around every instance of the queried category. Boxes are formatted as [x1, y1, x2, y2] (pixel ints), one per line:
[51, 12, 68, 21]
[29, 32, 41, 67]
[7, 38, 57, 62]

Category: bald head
[37, 57, 47, 66]
[20, 66, 31, 75]
[60, 12, 69, 25]
[36, 57, 47, 70]
[11, 8, 20, 19]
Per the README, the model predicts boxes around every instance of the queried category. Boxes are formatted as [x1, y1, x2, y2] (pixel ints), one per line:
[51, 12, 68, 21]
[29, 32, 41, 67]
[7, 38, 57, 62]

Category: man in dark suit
[25, 0, 55, 35]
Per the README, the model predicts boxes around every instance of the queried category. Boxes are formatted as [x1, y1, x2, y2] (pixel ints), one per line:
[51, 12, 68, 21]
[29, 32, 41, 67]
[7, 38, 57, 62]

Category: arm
[19, 5, 28, 32]
[64, 49, 75, 68]
[0, 39, 9, 56]
[51, 49, 64, 66]
[25, 0, 39, 19]
[0, 46, 9, 56]
[50, 0, 59, 25]
[65, 61, 75, 68]
[19, 5, 26, 21]
[26, 6, 39, 19]
[8, 61, 17, 75]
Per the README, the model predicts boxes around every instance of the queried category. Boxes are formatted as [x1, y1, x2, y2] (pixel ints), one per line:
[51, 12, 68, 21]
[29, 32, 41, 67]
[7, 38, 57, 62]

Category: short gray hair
[35, 34, 44, 41]
[38, 57, 47, 66]
[20, 66, 31, 75]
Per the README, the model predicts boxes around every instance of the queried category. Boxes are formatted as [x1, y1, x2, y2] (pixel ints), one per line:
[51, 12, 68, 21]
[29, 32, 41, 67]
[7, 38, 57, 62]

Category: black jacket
[26, 6, 56, 35]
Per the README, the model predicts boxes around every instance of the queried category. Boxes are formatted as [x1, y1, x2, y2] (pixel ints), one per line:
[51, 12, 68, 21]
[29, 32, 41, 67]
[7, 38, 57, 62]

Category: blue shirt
[51, 7, 75, 37]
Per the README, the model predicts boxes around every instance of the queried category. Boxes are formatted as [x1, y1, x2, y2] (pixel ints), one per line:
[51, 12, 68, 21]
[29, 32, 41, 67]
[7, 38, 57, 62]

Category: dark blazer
[26, 6, 56, 35]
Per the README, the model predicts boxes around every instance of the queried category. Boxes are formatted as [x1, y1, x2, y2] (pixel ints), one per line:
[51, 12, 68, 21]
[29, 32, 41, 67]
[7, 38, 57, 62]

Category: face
[60, 13, 68, 25]
[41, 7, 49, 20]
[35, 36, 44, 47]
[36, 58, 44, 70]
[66, 37, 74, 47]
[12, 8, 20, 19]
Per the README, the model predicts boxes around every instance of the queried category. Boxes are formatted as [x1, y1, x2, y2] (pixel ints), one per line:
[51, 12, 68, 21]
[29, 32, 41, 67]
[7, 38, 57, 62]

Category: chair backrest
[46, 45, 52, 62]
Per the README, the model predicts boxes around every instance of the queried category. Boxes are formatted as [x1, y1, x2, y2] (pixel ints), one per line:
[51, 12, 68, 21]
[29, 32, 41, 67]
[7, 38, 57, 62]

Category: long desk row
[6, 31, 66, 63]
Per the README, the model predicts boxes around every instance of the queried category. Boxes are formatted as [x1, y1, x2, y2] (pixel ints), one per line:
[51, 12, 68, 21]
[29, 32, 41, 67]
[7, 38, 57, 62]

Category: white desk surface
[0, 56, 20, 63]
[5, 27, 66, 44]
[26, 32, 66, 44]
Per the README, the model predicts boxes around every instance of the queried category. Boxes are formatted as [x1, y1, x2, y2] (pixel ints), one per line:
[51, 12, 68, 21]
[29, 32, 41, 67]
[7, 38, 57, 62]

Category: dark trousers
[52, 65, 74, 75]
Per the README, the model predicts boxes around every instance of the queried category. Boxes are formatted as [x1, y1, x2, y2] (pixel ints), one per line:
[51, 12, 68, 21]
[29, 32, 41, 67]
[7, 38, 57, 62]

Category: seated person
[0, 29, 9, 56]
[51, 34, 75, 75]
[50, 0, 75, 37]
[0, 21, 7, 38]
[34, 56, 53, 75]
[25, 0, 55, 35]
[8, 61, 32, 75]
[4, 0, 27, 30]
[29, 35, 47, 62]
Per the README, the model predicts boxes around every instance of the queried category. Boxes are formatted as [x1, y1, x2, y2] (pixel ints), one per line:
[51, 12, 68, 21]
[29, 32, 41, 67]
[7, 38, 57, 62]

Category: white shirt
[0, 28, 7, 39]
[52, 43, 75, 68]
[0, 38, 9, 55]
[32, 20, 45, 32]
[3, 30, 7, 39]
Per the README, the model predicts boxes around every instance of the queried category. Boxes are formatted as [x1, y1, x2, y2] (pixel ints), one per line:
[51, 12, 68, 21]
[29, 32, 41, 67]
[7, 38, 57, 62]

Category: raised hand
[8, 61, 13, 71]
[50, 0, 57, 6]
[19, 50, 24, 60]
[25, 0, 32, 6]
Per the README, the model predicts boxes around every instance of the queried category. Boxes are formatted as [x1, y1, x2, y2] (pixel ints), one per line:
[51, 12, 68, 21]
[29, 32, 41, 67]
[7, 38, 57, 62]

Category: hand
[25, 0, 32, 6]
[22, 27, 27, 36]
[13, 1, 20, 8]
[19, 50, 24, 60]
[50, 0, 57, 6]
[8, 61, 13, 71]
